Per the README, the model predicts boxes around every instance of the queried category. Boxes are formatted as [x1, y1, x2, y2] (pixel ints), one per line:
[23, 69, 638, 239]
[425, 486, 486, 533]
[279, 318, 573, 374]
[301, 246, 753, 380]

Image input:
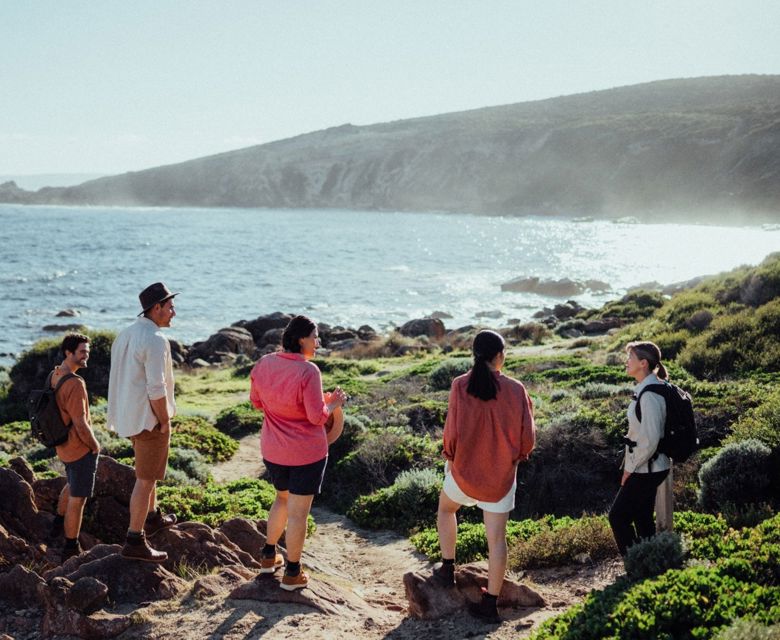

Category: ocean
[1, 204, 778, 365]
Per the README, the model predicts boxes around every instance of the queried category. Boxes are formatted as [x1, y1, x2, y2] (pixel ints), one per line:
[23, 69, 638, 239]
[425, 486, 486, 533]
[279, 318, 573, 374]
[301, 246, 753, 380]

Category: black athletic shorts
[65, 451, 98, 498]
[264, 457, 328, 496]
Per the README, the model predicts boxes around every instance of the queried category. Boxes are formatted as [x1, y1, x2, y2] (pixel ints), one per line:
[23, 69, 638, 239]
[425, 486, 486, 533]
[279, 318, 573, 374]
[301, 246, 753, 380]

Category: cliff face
[7, 75, 780, 220]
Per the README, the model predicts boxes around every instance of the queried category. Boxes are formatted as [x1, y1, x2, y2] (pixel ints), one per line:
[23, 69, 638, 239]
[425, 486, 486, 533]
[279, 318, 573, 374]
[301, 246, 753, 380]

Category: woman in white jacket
[608, 341, 671, 556]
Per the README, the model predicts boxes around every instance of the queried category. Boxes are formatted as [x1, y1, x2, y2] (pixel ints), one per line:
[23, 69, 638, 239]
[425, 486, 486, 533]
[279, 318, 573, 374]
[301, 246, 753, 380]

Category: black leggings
[608, 469, 669, 556]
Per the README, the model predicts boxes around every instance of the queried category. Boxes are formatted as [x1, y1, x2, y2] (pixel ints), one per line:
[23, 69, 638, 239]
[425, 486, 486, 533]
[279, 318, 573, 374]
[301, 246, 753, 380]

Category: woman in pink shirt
[433, 330, 535, 623]
[250, 315, 346, 591]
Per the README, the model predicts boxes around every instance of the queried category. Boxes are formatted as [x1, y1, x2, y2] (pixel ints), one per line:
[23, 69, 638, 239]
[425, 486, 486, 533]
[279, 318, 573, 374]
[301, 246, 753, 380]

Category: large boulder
[218, 518, 269, 562]
[189, 327, 256, 364]
[0, 467, 49, 542]
[150, 522, 262, 572]
[501, 276, 584, 296]
[403, 563, 546, 620]
[45, 544, 186, 604]
[0, 523, 45, 571]
[234, 312, 293, 344]
[94, 456, 136, 504]
[0, 563, 46, 606]
[400, 318, 446, 339]
[40, 574, 132, 638]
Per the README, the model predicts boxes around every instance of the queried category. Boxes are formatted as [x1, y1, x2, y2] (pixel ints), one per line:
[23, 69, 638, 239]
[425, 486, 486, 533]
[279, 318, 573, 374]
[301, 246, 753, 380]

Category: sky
[1, 0, 779, 176]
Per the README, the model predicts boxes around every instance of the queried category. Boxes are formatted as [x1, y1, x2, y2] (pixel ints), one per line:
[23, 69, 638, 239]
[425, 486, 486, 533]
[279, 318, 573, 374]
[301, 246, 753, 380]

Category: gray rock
[56, 309, 80, 317]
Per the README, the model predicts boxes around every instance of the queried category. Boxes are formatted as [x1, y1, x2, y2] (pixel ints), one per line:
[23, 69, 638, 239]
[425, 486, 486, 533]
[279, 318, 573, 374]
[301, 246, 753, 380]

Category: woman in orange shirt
[433, 330, 535, 623]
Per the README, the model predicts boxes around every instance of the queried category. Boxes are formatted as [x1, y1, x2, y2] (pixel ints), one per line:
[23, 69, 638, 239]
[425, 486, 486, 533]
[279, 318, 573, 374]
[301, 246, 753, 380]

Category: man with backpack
[107, 282, 179, 563]
[48, 333, 101, 563]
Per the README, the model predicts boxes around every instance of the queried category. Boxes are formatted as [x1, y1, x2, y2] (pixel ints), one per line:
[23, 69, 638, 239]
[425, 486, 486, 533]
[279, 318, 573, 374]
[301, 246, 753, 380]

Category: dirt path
[189, 430, 622, 639]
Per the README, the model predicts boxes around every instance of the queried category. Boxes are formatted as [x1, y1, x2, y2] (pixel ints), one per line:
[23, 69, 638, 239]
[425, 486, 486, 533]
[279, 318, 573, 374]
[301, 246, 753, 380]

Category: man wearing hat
[107, 282, 179, 562]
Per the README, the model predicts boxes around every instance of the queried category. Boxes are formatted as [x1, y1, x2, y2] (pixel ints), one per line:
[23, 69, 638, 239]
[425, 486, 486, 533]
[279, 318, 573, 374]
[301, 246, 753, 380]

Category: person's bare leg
[284, 494, 314, 562]
[437, 490, 461, 560]
[483, 510, 509, 596]
[265, 490, 289, 546]
[57, 484, 70, 516]
[128, 478, 156, 532]
[63, 495, 87, 539]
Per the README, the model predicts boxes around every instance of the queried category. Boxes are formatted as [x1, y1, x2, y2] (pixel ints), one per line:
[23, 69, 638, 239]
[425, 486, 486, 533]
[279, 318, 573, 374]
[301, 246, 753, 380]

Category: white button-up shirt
[623, 373, 671, 474]
[107, 317, 176, 438]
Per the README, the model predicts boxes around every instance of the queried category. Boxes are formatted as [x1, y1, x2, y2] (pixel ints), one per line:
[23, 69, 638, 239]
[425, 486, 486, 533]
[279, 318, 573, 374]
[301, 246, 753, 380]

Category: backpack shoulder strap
[53, 372, 80, 393]
[634, 383, 668, 421]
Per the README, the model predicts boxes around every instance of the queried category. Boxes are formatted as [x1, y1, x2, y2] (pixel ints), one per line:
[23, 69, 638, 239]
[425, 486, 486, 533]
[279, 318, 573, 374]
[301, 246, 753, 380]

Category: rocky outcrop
[403, 563, 546, 620]
[188, 326, 256, 364]
[400, 318, 446, 339]
[234, 312, 293, 344]
[501, 277, 610, 297]
[0, 467, 50, 543]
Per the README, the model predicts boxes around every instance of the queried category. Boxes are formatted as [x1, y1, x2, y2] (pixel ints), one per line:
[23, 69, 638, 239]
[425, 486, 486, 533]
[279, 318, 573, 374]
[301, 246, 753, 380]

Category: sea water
[0, 204, 778, 364]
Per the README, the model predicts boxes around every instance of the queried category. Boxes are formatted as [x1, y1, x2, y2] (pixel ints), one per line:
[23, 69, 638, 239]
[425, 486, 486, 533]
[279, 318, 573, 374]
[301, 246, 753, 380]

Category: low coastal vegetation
[2, 252, 780, 636]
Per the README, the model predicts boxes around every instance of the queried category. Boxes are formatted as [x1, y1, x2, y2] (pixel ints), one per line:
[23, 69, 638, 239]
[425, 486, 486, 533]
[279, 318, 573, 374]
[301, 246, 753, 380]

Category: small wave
[387, 265, 411, 272]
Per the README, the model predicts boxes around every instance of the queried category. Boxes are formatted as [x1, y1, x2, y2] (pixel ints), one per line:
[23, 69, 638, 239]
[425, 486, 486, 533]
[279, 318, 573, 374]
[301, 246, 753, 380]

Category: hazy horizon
[3, 1, 779, 176]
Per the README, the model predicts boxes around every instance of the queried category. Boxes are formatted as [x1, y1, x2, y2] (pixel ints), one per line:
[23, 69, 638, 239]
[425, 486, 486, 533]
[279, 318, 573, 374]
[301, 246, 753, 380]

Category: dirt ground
[112, 434, 623, 639]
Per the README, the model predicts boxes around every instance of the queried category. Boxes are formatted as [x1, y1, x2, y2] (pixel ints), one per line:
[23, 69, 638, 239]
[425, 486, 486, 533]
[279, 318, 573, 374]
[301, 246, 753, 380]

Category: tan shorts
[131, 424, 170, 481]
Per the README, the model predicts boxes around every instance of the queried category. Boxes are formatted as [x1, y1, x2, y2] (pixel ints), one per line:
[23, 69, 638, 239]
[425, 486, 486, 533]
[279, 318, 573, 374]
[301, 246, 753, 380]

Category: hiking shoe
[144, 509, 177, 536]
[259, 553, 284, 574]
[468, 593, 501, 624]
[431, 562, 456, 588]
[121, 533, 168, 564]
[61, 543, 82, 564]
[280, 570, 309, 591]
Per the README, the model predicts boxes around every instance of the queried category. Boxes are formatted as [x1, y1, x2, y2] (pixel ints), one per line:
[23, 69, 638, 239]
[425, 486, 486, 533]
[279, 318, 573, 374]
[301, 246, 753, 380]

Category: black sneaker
[61, 542, 82, 564]
[468, 593, 501, 624]
[431, 561, 456, 588]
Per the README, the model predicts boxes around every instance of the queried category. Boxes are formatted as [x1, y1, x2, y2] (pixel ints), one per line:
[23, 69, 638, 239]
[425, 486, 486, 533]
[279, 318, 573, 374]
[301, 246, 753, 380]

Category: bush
[624, 531, 685, 581]
[726, 388, 780, 450]
[167, 448, 211, 483]
[411, 515, 577, 564]
[509, 515, 617, 570]
[321, 426, 440, 512]
[214, 402, 263, 438]
[714, 619, 780, 640]
[428, 359, 471, 391]
[698, 439, 772, 513]
[156, 478, 315, 534]
[347, 468, 442, 533]
[170, 415, 238, 463]
[532, 565, 780, 640]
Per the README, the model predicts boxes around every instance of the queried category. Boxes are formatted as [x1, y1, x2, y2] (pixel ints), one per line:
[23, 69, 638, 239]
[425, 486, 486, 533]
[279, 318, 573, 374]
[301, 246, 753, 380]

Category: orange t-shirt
[50, 370, 92, 463]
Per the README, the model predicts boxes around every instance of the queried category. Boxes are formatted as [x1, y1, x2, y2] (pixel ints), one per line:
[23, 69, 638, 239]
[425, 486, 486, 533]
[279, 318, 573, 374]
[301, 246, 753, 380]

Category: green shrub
[509, 515, 617, 569]
[532, 566, 780, 640]
[715, 619, 780, 640]
[156, 478, 314, 534]
[214, 402, 263, 438]
[170, 415, 238, 463]
[698, 439, 772, 513]
[328, 413, 368, 463]
[726, 388, 780, 450]
[167, 448, 211, 483]
[411, 516, 575, 563]
[624, 531, 685, 581]
[580, 290, 665, 323]
[673, 511, 729, 560]
[347, 468, 441, 533]
[428, 359, 471, 391]
[578, 383, 630, 400]
[321, 426, 440, 512]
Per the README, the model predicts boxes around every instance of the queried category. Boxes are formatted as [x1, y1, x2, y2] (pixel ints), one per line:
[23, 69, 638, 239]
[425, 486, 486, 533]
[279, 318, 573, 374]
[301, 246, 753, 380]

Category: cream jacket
[623, 373, 671, 474]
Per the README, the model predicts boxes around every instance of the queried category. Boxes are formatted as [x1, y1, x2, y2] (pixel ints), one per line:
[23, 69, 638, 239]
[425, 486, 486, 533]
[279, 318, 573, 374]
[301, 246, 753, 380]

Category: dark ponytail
[626, 340, 668, 380]
[466, 330, 505, 401]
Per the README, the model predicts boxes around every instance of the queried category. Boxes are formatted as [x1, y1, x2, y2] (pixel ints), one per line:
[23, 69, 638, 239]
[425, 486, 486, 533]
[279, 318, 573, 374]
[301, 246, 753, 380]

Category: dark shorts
[264, 457, 328, 496]
[65, 451, 99, 498]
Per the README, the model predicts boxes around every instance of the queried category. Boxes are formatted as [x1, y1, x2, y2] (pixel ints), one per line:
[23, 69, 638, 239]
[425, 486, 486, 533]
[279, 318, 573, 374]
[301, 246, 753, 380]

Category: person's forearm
[149, 396, 171, 427]
[73, 417, 100, 453]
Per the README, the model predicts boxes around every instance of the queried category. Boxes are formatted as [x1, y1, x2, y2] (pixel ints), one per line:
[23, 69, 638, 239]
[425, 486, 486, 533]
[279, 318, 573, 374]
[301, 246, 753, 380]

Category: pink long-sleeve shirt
[443, 370, 536, 502]
[249, 352, 330, 466]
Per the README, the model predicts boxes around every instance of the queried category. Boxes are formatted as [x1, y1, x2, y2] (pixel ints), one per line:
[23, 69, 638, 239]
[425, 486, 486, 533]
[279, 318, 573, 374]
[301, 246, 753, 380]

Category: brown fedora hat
[138, 282, 179, 316]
